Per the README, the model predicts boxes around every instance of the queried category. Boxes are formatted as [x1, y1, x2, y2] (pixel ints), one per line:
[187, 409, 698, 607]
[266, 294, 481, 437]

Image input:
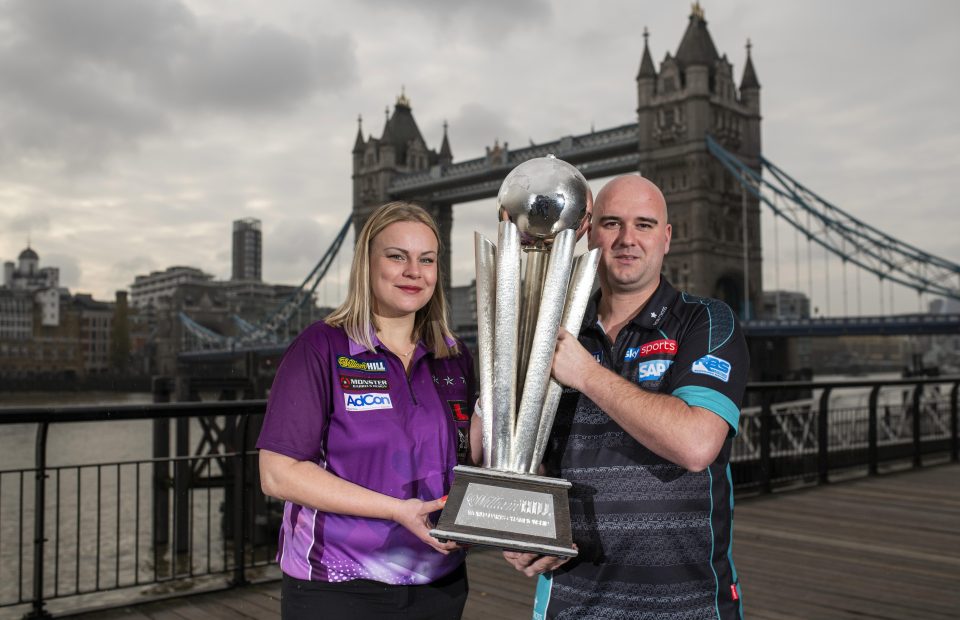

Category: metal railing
[0, 402, 279, 619]
[733, 377, 959, 493]
[0, 376, 957, 617]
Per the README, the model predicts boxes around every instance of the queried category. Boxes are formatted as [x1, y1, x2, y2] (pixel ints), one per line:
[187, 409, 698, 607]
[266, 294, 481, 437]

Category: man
[505, 174, 748, 619]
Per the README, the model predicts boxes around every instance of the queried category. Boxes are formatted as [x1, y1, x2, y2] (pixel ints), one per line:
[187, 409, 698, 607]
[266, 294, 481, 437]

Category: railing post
[152, 377, 171, 547]
[231, 415, 250, 586]
[174, 418, 191, 556]
[951, 381, 958, 463]
[26, 422, 52, 619]
[868, 385, 881, 476]
[817, 387, 831, 484]
[911, 383, 923, 469]
[760, 391, 772, 494]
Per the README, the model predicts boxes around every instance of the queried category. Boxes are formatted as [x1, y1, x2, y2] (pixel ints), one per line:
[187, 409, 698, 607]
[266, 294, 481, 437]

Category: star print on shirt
[650, 312, 658, 318]
[432, 375, 439, 384]
[444, 376, 455, 385]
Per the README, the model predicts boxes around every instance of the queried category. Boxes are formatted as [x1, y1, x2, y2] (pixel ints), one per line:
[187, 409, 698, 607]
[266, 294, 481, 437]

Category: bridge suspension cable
[707, 135, 960, 302]
[178, 215, 353, 350]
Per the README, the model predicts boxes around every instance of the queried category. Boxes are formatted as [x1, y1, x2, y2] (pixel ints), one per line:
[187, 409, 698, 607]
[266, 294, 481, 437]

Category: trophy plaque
[430, 155, 599, 557]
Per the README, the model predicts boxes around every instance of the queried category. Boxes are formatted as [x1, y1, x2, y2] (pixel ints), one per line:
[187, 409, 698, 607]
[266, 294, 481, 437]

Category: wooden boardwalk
[69, 464, 959, 620]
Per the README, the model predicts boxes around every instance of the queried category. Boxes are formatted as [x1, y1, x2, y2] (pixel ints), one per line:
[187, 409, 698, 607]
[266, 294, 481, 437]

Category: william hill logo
[337, 356, 386, 373]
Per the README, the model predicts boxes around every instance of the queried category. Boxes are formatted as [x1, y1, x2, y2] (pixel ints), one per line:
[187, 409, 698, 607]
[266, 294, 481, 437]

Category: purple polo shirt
[256, 321, 475, 585]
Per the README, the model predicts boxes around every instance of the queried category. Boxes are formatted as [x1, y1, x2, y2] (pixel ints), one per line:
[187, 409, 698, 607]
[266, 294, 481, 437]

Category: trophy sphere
[497, 155, 592, 245]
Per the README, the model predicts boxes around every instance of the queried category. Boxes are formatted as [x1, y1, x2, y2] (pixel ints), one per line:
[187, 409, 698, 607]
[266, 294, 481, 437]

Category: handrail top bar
[0, 375, 957, 424]
[0, 398, 268, 424]
[743, 376, 960, 391]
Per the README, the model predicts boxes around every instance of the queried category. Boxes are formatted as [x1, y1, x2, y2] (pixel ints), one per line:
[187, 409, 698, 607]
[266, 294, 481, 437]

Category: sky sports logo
[637, 359, 673, 381]
[625, 339, 677, 360]
[344, 392, 394, 411]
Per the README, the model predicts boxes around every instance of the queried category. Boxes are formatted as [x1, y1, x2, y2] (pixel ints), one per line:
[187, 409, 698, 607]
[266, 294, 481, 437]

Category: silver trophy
[431, 155, 599, 557]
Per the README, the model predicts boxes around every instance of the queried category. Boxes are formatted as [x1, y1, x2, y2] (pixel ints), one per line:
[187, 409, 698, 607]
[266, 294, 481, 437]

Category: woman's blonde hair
[326, 201, 459, 358]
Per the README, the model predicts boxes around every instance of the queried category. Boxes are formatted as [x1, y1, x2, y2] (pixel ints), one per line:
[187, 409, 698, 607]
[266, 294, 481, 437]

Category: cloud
[357, 0, 552, 41]
[445, 103, 525, 158]
[0, 0, 358, 171]
[7, 212, 51, 235]
[42, 253, 81, 288]
[0, 0, 957, 317]
[163, 23, 356, 113]
[110, 256, 160, 284]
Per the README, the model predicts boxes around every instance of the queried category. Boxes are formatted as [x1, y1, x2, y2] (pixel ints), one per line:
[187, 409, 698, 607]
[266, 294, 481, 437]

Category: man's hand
[391, 497, 458, 554]
[502, 549, 575, 577]
[551, 327, 595, 390]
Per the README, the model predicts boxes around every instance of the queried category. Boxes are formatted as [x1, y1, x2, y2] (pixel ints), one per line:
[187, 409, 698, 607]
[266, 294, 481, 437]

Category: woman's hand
[391, 497, 458, 554]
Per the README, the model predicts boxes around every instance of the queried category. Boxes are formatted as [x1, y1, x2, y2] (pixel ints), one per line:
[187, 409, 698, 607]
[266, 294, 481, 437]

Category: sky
[1, 0, 958, 315]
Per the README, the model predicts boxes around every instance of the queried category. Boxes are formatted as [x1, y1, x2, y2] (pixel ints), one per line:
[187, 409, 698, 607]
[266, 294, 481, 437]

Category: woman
[257, 201, 479, 619]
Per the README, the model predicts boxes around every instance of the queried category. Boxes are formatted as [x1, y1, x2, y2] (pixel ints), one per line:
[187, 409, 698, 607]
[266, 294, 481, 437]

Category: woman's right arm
[259, 449, 456, 553]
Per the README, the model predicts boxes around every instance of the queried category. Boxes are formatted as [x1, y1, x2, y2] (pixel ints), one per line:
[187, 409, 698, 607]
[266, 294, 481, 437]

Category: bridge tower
[637, 4, 763, 318]
[352, 92, 454, 289]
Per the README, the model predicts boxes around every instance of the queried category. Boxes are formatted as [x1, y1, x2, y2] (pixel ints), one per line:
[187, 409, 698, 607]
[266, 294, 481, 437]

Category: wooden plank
[67, 464, 960, 620]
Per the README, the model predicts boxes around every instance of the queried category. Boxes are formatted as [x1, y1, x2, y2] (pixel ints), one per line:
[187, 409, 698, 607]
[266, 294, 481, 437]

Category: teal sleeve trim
[672, 385, 740, 435]
[532, 572, 553, 620]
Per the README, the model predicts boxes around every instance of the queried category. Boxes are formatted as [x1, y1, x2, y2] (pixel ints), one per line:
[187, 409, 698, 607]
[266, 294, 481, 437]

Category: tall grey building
[232, 218, 262, 282]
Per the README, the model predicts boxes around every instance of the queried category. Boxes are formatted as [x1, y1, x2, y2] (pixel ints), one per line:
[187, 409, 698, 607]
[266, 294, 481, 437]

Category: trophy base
[430, 465, 577, 558]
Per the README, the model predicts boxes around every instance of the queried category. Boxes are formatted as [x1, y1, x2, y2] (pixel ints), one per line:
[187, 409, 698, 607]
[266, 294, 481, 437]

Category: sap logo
[637, 359, 672, 381]
[691, 355, 732, 382]
[337, 356, 387, 373]
[344, 392, 393, 411]
[640, 339, 677, 357]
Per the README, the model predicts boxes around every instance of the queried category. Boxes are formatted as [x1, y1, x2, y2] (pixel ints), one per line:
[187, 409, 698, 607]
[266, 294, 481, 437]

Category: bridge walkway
[71, 464, 960, 620]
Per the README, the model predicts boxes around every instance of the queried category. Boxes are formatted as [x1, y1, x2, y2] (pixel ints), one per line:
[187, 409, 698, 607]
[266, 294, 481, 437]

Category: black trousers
[280, 563, 468, 619]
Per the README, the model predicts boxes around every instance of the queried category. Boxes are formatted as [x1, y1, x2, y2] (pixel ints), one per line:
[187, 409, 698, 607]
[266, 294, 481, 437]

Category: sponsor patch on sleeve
[344, 392, 393, 411]
[339, 375, 389, 391]
[691, 354, 731, 382]
[591, 350, 603, 363]
[637, 359, 673, 381]
[337, 356, 387, 373]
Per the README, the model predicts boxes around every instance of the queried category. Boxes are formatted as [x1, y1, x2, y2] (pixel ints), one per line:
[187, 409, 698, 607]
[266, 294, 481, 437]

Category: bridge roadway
[177, 312, 960, 363]
[742, 313, 960, 337]
[72, 463, 959, 620]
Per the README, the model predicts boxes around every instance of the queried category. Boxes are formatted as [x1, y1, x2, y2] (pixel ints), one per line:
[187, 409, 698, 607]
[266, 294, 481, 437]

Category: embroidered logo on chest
[625, 338, 677, 361]
[447, 400, 469, 422]
[637, 359, 673, 381]
[337, 356, 386, 373]
[339, 375, 389, 391]
[344, 392, 393, 411]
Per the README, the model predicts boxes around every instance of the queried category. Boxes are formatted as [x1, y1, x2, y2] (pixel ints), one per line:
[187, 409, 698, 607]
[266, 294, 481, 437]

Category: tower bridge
[175, 5, 959, 382]
[353, 9, 763, 316]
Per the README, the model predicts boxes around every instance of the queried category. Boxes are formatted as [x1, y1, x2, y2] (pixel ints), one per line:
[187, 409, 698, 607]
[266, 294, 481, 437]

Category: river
[0, 392, 155, 471]
[0, 391, 258, 616]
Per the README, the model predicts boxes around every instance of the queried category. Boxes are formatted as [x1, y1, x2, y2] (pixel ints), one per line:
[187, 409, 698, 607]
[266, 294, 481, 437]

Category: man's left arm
[552, 320, 747, 471]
